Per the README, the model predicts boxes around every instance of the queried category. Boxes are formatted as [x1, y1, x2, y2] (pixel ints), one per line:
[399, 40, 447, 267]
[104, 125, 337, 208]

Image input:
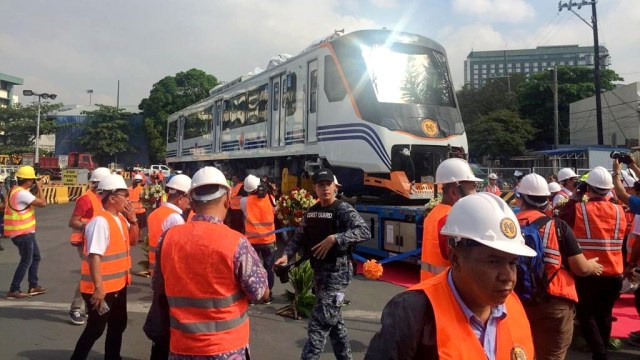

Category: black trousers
[575, 275, 623, 360]
[70, 287, 128, 360]
[150, 341, 169, 360]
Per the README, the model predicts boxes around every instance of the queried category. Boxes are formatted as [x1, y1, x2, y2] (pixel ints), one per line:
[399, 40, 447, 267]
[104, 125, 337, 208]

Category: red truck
[22, 152, 96, 179]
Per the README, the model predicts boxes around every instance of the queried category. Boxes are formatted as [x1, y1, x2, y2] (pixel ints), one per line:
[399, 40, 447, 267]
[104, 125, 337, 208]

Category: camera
[274, 263, 292, 283]
[257, 177, 274, 199]
[575, 180, 589, 195]
[610, 151, 634, 165]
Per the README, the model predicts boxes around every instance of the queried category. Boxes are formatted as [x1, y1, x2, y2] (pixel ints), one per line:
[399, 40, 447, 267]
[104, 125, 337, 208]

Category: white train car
[166, 29, 468, 200]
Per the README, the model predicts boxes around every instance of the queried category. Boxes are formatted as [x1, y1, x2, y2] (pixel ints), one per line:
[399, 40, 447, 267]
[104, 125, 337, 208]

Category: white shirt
[160, 202, 184, 231]
[552, 187, 573, 207]
[14, 188, 36, 210]
[632, 215, 640, 236]
[85, 213, 127, 256]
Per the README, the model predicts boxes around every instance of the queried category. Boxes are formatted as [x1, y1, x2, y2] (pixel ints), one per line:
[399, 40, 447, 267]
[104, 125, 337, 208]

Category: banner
[62, 169, 78, 185]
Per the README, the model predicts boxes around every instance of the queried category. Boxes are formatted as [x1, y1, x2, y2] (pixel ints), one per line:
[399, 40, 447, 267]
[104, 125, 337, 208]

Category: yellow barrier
[55, 186, 69, 204]
[67, 185, 87, 201]
[42, 186, 57, 205]
[500, 191, 517, 206]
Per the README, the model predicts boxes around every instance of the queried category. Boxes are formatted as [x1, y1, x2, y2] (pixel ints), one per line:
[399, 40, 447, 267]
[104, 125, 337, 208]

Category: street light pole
[22, 90, 57, 174]
[553, 65, 559, 149]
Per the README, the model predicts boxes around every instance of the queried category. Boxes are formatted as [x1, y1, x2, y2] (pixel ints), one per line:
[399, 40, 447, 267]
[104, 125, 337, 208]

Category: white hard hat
[441, 193, 537, 257]
[514, 170, 523, 177]
[585, 166, 613, 190]
[90, 167, 111, 182]
[518, 174, 551, 196]
[435, 158, 482, 185]
[189, 166, 230, 201]
[98, 174, 128, 192]
[133, 174, 143, 181]
[165, 174, 191, 194]
[401, 148, 411, 156]
[488, 173, 498, 180]
[175, 170, 183, 174]
[244, 174, 261, 193]
[548, 182, 562, 193]
[557, 168, 578, 182]
[621, 170, 637, 188]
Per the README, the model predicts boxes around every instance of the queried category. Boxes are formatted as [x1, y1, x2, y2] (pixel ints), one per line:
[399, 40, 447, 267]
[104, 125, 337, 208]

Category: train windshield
[360, 43, 454, 107]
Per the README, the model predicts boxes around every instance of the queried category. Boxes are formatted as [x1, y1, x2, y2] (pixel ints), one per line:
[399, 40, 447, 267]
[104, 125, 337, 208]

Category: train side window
[309, 69, 317, 114]
[324, 55, 346, 102]
[222, 100, 231, 130]
[247, 84, 268, 125]
[272, 82, 279, 111]
[285, 73, 297, 117]
[230, 93, 246, 128]
[258, 84, 268, 123]
[168, 121, 178, 143]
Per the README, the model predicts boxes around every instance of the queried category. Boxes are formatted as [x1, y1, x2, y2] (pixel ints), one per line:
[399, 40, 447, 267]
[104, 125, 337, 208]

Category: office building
[0, 72, 23, 107]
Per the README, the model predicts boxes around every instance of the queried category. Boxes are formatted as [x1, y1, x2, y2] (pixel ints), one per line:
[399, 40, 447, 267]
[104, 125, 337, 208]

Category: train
[166, 29, 468, 201]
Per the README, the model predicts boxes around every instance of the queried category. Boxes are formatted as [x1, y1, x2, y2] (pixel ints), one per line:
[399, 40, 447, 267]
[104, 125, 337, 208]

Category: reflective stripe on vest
[80, 211, 131, 294]
[70, 191, 102, 246]
[517, 210, 578, 302]
[420, 204, 452, 282]
[129, 186, 146, 214]
[410, 271, 535, 360]
[3, 186, 36, 237]
[229, 183, 243, 210]
[147, 204, 180, 269]
[244, 195, 275, 244]
[162, 221, 250, 355]
[574, 201, 626, 276]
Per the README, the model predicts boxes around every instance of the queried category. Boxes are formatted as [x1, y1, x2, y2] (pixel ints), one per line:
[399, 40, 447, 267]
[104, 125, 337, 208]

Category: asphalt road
[0, 203, 638, 359]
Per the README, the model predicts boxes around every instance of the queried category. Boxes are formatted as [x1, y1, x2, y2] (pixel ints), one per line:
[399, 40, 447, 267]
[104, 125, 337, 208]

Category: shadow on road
[16, 349, 137, 360]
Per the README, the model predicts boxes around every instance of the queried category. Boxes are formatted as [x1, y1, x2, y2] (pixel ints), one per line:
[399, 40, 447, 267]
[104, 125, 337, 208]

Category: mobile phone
[97, 301, 110, 315]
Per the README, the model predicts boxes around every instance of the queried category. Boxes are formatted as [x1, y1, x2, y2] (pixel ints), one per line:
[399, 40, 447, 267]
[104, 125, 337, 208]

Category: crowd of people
[2, 157, 640, 360]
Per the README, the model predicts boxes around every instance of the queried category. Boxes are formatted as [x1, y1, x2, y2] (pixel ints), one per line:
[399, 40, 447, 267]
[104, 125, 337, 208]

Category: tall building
[464, 45, 609, 89]
[0, 72, 24, 107]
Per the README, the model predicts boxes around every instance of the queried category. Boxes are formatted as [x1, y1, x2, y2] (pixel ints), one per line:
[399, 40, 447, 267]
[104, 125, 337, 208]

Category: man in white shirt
[5, 166, 47, 299]
[553, 168, 579, 207]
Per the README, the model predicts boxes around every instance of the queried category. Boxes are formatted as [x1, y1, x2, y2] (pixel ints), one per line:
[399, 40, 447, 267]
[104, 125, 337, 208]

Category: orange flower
[363, 259, 383, 280]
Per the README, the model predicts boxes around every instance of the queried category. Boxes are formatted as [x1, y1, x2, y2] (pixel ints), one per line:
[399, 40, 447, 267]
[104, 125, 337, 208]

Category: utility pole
[553, 65, 559, 148]
[559, 0, 604, 145]
[86, 89, 93, 105]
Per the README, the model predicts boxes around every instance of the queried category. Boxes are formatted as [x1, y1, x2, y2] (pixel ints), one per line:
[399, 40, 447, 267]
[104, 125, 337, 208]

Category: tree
[139, 68, 218, 163]
[77, 105, 135, 165]
[466, 109, 535, 161]
[0, 102, 62, 154]
[517, 67, 623, 147]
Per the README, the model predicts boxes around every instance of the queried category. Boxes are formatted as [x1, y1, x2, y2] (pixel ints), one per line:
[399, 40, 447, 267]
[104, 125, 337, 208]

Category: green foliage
[516, 67, 623, 146]
[466, 109, 535, 159]
[284, 260, 315, 318]
[77, 105, 135, 164]
[0, 102, 62, 154]
[139, 69, 218, 163]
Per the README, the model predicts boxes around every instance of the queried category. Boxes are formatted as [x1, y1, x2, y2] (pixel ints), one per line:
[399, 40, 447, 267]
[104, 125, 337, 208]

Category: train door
[306, 60, 318, 143]
[213, 100, 223, 153]
[270, 74, 286, 147]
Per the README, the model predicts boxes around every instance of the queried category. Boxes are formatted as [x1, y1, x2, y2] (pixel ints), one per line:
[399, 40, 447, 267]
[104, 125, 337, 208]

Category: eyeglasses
[112, 192, 129, 199]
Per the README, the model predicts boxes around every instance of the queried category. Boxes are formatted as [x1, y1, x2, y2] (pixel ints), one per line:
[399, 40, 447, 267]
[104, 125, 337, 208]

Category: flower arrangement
[141, 184, 165, 209]
[424, 195, 442, 217]
[363, 259, 384, 280]
[276, 188, 316, 227]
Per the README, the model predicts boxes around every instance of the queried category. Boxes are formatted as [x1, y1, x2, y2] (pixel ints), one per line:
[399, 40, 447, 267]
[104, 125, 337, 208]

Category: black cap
[312, 168, 334, 184]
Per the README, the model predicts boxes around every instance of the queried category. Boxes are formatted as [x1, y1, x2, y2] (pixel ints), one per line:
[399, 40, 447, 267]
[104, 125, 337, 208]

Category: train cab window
[168, 121, 178, 143]
[272, 82, 279, 111]
[284, 73, 297, 117]
[324, 55, 346, 102]
[309, 69, 318, 114]
[222, 100, 231, 130]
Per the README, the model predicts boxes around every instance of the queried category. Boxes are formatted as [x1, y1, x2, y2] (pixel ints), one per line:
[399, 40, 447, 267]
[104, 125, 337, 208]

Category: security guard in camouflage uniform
[275, 168, 370, 360]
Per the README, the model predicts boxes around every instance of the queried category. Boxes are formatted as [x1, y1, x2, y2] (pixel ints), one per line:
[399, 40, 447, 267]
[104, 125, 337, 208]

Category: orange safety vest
[484, 184, 501, 196]
[147, 204, 180, 270]
[80, 210, 131, 294]
[229, 183, 243, 210]
[161, 221, 250, 356]
[244, 195, 275, 244]
[69, 191, 102, 246]
[187, 210, 194, 222]
[517, 210, 578, 302]
[420, 203, 452, 282]
[410, 271, 535, 360]
[573, 200, 626, 276]
[3, 186, 36, 237]
[129, 185, 146, 214]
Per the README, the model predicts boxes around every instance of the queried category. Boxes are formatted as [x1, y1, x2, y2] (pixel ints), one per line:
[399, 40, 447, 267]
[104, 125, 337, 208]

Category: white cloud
[452, 0, 535, 23]
[3, 0, 376, 107]
[370, 0, 399, 9]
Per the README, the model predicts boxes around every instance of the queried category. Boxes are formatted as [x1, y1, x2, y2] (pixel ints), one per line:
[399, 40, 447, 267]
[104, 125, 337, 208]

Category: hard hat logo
[500, 218, 518, 239]
[421, 119, 439, 137]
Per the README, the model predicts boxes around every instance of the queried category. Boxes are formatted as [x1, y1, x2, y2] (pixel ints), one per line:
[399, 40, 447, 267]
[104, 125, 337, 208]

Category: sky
[3, 0, 639, 108]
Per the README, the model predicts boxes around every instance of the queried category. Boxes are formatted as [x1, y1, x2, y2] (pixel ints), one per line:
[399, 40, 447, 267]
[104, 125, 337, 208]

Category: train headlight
[421, 119, 439, 137]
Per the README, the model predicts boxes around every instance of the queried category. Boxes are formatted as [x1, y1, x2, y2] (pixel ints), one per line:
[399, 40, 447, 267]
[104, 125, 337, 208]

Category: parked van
[150, 164, 170, 177]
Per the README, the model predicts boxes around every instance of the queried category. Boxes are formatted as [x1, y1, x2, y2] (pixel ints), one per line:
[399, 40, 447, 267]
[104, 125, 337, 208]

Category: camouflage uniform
[285, 201, 370, 360]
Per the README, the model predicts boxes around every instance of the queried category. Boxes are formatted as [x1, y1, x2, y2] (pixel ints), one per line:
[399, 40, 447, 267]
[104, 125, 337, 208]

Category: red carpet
[358, 261, 639, 338]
